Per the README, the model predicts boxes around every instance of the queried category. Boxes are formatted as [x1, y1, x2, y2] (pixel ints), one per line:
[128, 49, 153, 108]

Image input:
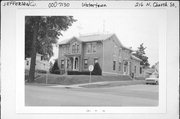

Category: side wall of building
[103, 37, 122, 75]
[130, 59, 142, 77]
[82, 41, 103, 71]
[102, 36, 132, 76]
[25, 55, 50, 71]
[121, 48, 131, 75]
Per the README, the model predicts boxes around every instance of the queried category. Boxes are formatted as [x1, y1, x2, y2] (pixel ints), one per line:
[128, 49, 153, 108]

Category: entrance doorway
[75, 57, 78, 70]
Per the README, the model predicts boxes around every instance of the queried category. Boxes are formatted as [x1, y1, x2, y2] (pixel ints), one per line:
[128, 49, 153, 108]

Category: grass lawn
[26, 73, 137, 85]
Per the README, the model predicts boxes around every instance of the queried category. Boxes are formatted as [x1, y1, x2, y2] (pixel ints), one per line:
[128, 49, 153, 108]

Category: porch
[64, 54, 82, 72]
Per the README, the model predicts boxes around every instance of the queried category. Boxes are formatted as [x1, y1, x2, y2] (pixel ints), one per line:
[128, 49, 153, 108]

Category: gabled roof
[78, 34, 113, 42]
[58, 34, 113, 45]
[58, 33, 132, 51]
[58, 37, 78, 45]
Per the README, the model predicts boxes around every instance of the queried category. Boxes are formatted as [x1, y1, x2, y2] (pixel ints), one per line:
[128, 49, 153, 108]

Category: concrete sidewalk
[47, 80, 145, 88]
[48, 81, 109, 88]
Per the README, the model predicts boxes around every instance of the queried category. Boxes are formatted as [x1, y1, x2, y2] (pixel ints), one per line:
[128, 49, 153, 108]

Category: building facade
[58, 34, 143, 77]
[25, 53, 50, 71]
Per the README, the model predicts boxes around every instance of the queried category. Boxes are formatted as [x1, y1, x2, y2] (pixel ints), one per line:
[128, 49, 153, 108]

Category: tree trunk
[28, 24, 38, 82]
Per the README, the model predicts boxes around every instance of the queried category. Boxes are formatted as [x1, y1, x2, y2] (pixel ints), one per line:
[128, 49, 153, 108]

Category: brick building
[58, 33, 143, 77]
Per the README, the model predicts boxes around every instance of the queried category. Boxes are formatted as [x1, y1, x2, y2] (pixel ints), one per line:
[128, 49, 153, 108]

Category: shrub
[67, 63, 102, 75]
[52, 70, 60, 74]
[67, 71, 90, 75]
[91, 63, 102, 75]
[50, 59, 60, 74]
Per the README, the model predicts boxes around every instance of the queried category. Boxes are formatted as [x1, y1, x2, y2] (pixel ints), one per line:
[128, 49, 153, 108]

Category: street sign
[88, 65, 94, 72]
[88, 65, 94, 85]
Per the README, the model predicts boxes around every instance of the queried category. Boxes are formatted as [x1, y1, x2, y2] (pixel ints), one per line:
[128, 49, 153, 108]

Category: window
[123, 61, 128, 72]
[77, 45, 80, 53]
[72, 45, 75, 53]
[86, 43, 97, 53]
[94, 58, 98, 64]
[61, 60, 64, 69]
[119, 62, 121, 71]
[41, 56, 43, 61]
[124, 65, 126, 72]
[87, 43, 91, 53]
[62, 47, 66, 54]
[140, 67, 142, 74]
[26, 61, 29, 65]
[113, 61, 116, 70]
[113, 44, 117, 56]
[66, 46, 69, 53]
[119, 49, 121, 58]
[134, 66, 136, 73]
[92, 44, 96, 53]
[67, 60, 69, 69]
[84, 59, 88, 69]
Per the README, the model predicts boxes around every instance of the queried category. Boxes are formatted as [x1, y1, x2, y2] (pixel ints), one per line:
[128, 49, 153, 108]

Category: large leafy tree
[25, 16, 76, 82]
[133, 43, 150, 68]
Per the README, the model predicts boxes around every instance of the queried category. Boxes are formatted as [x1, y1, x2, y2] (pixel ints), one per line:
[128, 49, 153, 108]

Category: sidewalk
[48, 81, 109, 88]
[47, 80, 145, 88]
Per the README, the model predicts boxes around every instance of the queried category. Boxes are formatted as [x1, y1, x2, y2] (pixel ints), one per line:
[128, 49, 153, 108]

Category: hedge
[67, 71, 90, 75]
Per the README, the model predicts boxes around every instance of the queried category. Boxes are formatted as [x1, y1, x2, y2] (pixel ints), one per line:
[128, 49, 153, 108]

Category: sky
[53, 10, 161, 66]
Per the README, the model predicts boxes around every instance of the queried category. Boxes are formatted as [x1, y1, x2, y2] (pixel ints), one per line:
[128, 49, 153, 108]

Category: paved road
[25, 84, 158, 106]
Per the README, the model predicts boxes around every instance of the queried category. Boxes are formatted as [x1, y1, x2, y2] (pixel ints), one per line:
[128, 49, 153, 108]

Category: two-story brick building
[58, 33, 143, 77]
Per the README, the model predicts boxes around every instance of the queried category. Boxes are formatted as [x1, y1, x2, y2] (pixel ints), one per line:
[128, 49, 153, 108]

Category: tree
[133, 43, 150, 68]
[25, 16, 76, 82]
[92, 63, 102, 75]
[50, 59, 60, 74]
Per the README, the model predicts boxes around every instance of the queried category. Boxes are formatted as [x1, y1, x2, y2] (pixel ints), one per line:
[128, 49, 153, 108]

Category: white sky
[53, 10, 161, 66]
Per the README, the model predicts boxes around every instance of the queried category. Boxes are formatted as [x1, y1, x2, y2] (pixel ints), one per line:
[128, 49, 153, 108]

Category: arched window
[77, 44, 79, 53]
[72, 45, 75, 53]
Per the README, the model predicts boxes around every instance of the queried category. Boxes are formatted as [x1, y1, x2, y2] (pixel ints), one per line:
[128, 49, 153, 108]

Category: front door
[74, 57, 78, 70]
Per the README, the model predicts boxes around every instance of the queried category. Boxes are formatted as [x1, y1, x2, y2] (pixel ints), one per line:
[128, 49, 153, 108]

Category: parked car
[145, 74, 159, 85]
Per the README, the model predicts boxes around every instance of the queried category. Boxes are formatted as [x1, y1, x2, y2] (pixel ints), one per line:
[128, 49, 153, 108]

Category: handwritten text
[82, 2, 107, 8]
[3, 1, 36, 7]
[134, 2, 177, 8]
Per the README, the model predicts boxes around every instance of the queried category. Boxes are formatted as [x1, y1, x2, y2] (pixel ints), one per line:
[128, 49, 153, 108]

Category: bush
[50, 59, 60, 74]
[52, 70, 60, 74]
[67, 71, 90, 75]
[67, 63, 102, 75]
[91, 63, 102, 75]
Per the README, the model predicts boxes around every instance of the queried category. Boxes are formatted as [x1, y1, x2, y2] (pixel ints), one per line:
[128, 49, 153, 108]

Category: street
[25, 84, 158, 106]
